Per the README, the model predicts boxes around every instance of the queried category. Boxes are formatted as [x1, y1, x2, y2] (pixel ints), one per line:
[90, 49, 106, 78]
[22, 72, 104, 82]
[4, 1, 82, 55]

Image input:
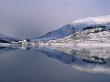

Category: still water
[0, 47, 110, 82]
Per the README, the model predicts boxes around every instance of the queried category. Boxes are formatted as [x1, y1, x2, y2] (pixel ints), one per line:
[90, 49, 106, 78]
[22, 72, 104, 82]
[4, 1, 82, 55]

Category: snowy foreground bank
[36, 42, 110, 48]
[0, 43, 11, 47]
[1, 42, 110, 48]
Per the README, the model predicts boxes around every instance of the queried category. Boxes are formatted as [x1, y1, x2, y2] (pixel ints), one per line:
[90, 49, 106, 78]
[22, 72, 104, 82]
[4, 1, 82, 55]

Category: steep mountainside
[35, 24, 75, 41]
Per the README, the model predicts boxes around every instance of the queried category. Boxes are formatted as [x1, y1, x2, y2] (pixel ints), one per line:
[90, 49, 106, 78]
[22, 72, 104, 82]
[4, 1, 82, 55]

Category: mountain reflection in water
[0, 46, 110, 74]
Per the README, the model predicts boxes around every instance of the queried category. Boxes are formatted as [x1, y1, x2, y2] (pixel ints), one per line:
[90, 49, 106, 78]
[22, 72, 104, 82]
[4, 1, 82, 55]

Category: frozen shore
[36, 42, 110, 48]
[0, 43, 11, 47]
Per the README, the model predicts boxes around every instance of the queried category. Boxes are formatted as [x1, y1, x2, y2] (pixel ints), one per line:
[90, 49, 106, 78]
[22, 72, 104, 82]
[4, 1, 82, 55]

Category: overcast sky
[0, 0, 110, 39]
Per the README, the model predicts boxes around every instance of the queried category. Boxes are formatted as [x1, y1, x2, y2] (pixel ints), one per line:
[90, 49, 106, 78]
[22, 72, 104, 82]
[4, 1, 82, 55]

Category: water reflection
[34, 47, 110, 74]
[0, 46, 110, 74]
[0, 47, 17, 55]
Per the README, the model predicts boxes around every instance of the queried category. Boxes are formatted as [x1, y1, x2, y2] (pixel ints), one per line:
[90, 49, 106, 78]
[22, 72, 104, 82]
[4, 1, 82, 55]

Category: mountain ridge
[34, 15, 110, 41]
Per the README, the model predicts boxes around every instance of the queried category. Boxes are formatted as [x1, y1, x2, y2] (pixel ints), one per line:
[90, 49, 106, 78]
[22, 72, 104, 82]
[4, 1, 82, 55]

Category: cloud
[0, 0, 110, 39]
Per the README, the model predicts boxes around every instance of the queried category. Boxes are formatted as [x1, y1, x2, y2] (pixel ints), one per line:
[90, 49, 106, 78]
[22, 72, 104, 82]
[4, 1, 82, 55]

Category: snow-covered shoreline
[0, 43, 11, 47]
[35, 42, 110, 48]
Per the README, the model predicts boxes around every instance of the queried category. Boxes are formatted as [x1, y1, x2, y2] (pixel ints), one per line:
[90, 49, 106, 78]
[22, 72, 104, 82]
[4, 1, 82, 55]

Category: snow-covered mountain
[35, 27, 109, 48]
[73, 15, 110, 32]
[34, 15, 110, 41]
[54, 27, 110, 43]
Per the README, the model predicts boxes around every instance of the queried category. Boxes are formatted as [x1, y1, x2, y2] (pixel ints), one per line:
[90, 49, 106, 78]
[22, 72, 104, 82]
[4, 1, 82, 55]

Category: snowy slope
[53, 27, 110, 44]
[34, 15, 110, 41]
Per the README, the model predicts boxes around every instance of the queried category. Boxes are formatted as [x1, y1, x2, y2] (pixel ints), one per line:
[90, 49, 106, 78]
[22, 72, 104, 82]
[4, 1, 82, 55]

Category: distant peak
[74, 15, 110, 25]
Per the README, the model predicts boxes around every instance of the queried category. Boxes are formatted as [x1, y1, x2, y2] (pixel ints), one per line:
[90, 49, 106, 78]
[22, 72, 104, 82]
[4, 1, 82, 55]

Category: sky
[0, 0, 110, 39]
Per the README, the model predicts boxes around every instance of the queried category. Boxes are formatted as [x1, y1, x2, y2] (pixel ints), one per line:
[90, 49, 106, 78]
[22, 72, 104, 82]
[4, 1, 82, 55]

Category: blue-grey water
[0, 47, 110, 82]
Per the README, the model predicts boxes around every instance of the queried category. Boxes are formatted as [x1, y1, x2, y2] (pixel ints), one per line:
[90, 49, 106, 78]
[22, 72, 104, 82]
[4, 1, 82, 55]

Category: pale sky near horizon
[0, 0, 110, 39]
